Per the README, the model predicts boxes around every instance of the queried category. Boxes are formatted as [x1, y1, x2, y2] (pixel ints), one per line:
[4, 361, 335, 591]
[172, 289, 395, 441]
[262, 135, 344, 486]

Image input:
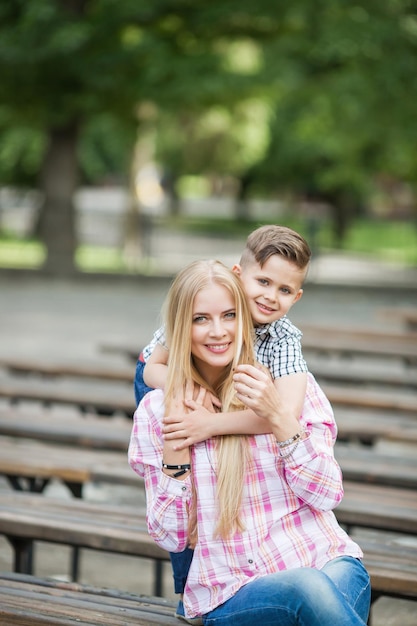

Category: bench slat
[1, 375, 415, 416]
[0, 573, 178, 625]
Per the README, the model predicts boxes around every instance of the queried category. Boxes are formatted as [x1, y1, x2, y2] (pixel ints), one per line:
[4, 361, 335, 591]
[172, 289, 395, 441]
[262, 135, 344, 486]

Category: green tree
[0, 1, 281, 274]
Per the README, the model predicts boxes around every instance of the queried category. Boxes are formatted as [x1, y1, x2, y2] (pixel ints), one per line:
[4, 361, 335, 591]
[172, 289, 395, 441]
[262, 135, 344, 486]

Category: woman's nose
[210, 318, 226, 336]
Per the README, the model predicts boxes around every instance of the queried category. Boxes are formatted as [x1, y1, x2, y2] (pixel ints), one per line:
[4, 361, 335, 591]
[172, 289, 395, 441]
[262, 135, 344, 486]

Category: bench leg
[153, 560, 164, 597]
[9, 537, 34, 574]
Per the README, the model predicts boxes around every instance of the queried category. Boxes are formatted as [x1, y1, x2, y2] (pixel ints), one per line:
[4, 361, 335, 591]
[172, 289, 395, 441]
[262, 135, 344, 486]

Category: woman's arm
[233, 365, 343, 511]
[128, 391, 191, 552]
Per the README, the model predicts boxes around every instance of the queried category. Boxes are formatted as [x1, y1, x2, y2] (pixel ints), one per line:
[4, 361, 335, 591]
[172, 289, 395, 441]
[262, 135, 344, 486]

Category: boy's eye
[280, 287, 291, 294]
[258, 278, 269, 286]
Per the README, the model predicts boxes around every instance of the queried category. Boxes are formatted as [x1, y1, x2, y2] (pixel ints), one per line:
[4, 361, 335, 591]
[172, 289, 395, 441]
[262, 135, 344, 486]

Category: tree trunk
[37, 124, 79, 276]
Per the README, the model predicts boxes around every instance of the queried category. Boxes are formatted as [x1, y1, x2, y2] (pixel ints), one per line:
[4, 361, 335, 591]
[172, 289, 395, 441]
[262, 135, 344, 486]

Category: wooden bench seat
[0, 572, 178, 626]
[0, 377, 135, 416]
[309, 358, 417, 391]
[1, 374, 416, 417]
[300, 323, 417, 365]
[350, 529, 417, 604]
[0, 492, 170, 596]
[334, 407, 417, 445]
[337, 481, 417, 535]
[2, 352, 416, 392]
[0, 435, 138, 496]
[0, 356, 134, 383]
[0, 482, 415, 579]
[334, 443, 417, 490]
[1, 402, 416, 452]
[378, 307, 417, 332]
[0, 406, 132, 451]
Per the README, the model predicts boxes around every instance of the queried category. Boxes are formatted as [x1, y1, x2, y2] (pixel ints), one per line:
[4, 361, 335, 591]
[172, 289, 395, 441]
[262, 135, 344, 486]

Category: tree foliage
[0, 1, 416, 272]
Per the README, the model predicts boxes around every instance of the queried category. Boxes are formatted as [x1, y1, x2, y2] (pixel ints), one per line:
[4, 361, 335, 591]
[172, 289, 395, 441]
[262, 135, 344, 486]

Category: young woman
[128, 259, 370, 625]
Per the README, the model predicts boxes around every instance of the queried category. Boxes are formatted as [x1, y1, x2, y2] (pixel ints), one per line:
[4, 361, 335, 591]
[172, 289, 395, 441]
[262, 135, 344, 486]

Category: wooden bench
[0, 572, 178, 626]
[309, 358, 417, 391]
[0, 355, 134, 384]
[0, 406, 132, 451]
[334, 407, 417, 445]
[0, 435, 138, 497]
[300, 325, 417, 366]
[0, 489, 416, 619]
[334, 443, 417, 490]
[1, 374, 416, 417]
[337, 481, 417, 535]
[0, 492, 170, 596]
[0, 377, 135, 417]
[2, 352, 416, 392]
[378, 307, 417, 332]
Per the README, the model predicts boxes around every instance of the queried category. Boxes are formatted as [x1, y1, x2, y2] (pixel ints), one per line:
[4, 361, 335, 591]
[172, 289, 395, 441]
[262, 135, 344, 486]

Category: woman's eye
[193, 316, 207, 323]
[224, 311, 236, 320]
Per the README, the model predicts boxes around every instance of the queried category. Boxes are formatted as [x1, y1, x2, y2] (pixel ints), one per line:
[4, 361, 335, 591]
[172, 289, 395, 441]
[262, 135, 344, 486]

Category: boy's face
[233, 255, 304, 326]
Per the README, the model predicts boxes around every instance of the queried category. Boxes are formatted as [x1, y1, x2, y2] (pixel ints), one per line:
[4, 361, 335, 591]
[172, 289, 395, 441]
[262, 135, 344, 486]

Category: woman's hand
[233, 364, 280, 421]
[163, 384, 220, 450]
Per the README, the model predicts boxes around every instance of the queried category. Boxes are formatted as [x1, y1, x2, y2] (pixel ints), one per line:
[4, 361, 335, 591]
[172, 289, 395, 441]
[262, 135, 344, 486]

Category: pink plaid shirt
[128, 373, 363, 619]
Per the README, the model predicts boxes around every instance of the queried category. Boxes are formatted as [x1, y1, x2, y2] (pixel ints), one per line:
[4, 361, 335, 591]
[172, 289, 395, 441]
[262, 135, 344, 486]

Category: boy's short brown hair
[240, 225, 311, 272]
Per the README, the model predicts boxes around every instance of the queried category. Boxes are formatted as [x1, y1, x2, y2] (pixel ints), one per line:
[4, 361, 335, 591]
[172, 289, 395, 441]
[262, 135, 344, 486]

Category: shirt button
[181, 486, 187, 491]
[248, 559, 253, 564]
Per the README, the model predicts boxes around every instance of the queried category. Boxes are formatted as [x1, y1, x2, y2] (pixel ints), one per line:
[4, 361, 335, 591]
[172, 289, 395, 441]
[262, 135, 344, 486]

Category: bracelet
[276, 428, 305, 448]
[162, 463, 191, 478]
[279, 439, 301, 460]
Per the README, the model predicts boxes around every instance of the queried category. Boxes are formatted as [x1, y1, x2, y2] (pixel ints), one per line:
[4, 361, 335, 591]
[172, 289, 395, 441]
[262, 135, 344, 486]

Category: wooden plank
[321, 382, 417, 414]
[0, 374, 415, 417]
[351, 529, 417, 600]
[334, 443, 417, 490]
[0, 436, 138, 489]
[310, 359, 417, 390]
[0, 378, 135, 416]
[0, 407, 132, 451]
[301, 328, 417, 364]
[0, 492, 168, 561]
[336, 481, 417, 535]
[301, 323, 417, 345]
[378, 307, 417, 331]
[0, 356, 134, 383]
[0, 573, 178, 626]
[335, 407, 417, 445]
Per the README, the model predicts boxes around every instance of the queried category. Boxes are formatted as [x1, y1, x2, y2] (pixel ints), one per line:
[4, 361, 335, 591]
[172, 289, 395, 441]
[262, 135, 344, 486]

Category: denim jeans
[202, 557, 370, 626]
[134, 358, 154, 405]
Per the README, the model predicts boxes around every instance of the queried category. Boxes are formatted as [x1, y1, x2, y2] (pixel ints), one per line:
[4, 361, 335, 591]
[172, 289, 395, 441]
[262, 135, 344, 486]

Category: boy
[133, 224, 311, 624]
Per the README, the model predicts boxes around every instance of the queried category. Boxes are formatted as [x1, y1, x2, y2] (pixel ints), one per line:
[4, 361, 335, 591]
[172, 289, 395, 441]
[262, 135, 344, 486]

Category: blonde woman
[128, 259, 370, 625]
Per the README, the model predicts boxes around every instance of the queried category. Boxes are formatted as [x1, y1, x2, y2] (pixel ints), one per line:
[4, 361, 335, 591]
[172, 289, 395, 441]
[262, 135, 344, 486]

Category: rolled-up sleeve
[128, 390, 191, 552]
[279, 374, 344, 511]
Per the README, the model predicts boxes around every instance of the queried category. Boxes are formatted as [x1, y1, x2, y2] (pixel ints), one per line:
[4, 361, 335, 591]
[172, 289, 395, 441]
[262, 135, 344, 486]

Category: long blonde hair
[163, 259, 256, 541]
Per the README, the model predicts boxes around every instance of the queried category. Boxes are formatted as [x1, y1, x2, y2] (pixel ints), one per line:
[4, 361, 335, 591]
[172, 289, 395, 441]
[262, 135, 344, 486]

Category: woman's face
[191, 283, 237, 384]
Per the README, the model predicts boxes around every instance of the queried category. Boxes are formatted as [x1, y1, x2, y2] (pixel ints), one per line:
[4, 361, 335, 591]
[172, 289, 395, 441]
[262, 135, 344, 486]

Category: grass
[0, 217, 416, 272]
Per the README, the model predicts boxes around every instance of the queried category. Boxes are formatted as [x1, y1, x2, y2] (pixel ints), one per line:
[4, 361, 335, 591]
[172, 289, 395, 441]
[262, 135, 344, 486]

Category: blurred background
[0, 1, 416, 278]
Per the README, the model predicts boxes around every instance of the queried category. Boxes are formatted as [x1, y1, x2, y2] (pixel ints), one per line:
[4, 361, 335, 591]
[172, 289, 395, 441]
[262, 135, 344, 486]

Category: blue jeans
[134, 358, 154, 405]
[202, 557, 370, 626]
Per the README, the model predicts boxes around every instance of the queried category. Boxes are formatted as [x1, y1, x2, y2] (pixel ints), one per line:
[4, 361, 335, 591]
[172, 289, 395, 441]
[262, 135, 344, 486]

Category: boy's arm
[273, 371, 307, 422]
[143, 343, 169, 389]
[163, 372, 307, 449]
[163, 404, 271, 450]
